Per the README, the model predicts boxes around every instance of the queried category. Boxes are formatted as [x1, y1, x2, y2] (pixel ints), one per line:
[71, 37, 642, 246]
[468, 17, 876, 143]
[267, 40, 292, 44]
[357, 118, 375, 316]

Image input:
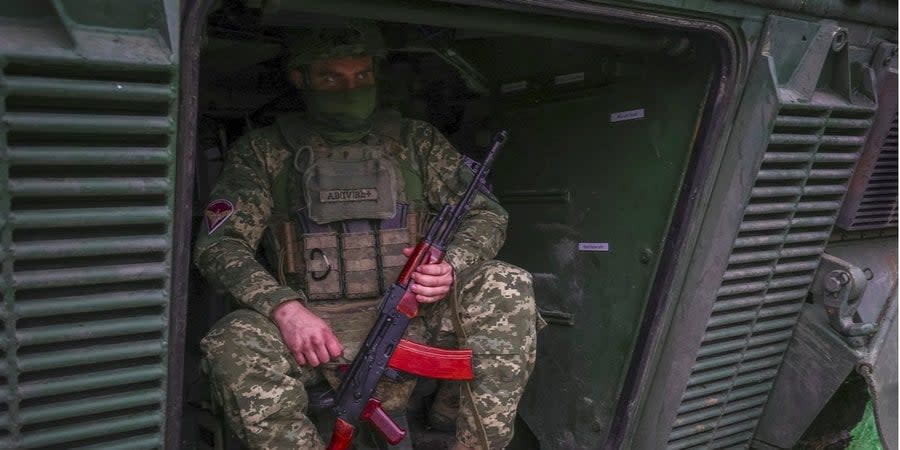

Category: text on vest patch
[320, 188, 379, 203]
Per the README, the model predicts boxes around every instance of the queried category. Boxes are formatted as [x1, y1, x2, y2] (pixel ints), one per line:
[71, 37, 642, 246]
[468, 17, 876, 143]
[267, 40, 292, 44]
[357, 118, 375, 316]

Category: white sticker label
[501, 81, 528, 93]
[554, 72, 585, 85]
[610, 108, 645, 122]
[578, 242, 609, 252]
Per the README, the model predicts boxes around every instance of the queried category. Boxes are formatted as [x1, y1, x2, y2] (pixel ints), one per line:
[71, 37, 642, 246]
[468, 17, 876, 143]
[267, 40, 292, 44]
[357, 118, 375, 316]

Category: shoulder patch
[205, 199, 234, 234]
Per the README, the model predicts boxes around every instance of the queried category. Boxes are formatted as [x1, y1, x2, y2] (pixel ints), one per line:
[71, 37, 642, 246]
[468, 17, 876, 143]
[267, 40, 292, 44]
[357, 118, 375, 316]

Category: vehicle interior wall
[488, 41, 713, 447]
[184, 1, 718, 447]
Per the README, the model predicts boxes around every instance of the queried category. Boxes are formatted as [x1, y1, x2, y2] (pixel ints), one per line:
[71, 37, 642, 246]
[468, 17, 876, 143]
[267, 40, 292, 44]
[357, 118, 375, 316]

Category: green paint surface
[491, 55, 713, 445]
[848, 400, 883, 450]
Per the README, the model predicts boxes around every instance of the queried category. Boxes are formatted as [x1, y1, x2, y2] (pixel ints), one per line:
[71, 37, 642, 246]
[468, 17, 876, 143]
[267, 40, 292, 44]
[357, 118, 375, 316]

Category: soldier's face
[291, 56, 376, 92]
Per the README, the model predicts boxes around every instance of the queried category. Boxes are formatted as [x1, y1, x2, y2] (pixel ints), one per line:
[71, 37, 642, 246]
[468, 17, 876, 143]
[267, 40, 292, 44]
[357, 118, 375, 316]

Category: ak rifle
[325, 131, 509, 450]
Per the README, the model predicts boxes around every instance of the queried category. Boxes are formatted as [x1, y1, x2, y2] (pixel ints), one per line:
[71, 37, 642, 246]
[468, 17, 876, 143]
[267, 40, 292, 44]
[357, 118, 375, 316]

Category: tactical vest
[262, 112, 429, 301]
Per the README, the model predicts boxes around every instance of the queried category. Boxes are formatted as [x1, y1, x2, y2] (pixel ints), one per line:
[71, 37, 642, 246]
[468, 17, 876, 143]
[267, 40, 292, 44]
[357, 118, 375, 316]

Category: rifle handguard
[396, 242, 444, 318]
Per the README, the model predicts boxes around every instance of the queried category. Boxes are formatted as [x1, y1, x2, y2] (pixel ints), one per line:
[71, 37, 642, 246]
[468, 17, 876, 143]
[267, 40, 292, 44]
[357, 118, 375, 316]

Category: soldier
[196, 23, 543, 450]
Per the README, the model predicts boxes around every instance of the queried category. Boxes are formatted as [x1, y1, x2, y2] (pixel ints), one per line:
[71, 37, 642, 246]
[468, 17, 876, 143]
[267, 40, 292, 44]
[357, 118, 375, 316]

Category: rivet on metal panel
[831, 29, 848, 52]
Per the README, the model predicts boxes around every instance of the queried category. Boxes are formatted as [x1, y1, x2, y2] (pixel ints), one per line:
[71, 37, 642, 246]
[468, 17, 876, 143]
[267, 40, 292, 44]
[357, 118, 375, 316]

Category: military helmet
[285, 22, 385, 70]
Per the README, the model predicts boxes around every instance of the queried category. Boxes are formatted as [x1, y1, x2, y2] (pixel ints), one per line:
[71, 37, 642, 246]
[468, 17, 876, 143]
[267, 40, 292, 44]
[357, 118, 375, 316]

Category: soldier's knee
[475, 260, 536, 309]
[473, 260, 533, 289]
[200, 309, 304, 429]
[200, 309, 279, 371]
[457, 260, 538, 336]
[484, 260, 532, 281]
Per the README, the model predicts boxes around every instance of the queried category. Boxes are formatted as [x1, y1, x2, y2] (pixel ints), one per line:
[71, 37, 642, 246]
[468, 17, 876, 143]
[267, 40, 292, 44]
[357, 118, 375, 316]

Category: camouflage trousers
[201, 259, 540, 450]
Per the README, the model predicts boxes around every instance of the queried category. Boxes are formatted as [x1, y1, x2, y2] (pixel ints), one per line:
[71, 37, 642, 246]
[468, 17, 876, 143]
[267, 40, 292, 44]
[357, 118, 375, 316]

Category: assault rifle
[325, 131, 509, 450]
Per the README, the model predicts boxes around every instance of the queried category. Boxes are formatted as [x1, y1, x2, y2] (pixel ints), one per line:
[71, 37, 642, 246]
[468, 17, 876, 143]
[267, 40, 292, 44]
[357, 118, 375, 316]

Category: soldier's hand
[403, 247, 454, 303]
[272, 300, 343, 367]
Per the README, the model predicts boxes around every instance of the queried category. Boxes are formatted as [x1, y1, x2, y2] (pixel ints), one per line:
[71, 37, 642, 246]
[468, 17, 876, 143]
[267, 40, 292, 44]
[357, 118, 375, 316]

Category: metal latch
[811, 254, 877, 347]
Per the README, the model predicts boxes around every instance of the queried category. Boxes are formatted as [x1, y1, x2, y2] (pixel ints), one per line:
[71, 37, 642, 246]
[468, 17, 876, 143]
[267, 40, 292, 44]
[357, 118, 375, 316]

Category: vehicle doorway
[180, 1, 726, 448]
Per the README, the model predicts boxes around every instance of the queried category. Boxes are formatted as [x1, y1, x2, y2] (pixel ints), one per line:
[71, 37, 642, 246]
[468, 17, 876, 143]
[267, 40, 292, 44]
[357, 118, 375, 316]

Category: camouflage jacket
[193, 114, 508, 318]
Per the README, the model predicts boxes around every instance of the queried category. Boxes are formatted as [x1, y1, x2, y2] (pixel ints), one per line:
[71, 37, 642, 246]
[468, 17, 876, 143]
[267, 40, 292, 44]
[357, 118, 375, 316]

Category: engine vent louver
[1, 62, 175, 448]
[666, 103, 873, 449]
[838, 114, 898, 230]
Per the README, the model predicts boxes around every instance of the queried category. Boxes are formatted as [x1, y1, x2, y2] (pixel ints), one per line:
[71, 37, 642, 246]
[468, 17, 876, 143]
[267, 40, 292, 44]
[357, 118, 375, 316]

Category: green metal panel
[487, 46, 714, 447]
[0, 0, 178, 448]
[639, 16, 879, 449]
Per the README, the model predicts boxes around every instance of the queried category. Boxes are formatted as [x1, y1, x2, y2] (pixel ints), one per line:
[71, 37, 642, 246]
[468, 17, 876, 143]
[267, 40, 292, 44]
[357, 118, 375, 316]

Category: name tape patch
[205, 199, 234, 234]
[321, 188, 379, 203]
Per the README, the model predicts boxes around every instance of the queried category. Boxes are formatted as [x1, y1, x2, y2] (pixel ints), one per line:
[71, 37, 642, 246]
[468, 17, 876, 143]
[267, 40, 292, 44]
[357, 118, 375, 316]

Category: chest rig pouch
[296, 204, 417, 300]
[272, 113, 425, 301]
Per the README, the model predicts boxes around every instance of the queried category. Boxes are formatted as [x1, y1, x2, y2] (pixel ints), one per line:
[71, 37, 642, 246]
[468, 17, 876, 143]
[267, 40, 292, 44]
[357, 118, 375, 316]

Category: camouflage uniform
[196, 114, 540, 449]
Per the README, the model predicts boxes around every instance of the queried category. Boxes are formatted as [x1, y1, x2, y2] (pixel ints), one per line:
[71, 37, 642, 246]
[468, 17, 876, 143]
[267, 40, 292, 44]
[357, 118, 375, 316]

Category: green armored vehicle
[0, 0, 896, 449]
